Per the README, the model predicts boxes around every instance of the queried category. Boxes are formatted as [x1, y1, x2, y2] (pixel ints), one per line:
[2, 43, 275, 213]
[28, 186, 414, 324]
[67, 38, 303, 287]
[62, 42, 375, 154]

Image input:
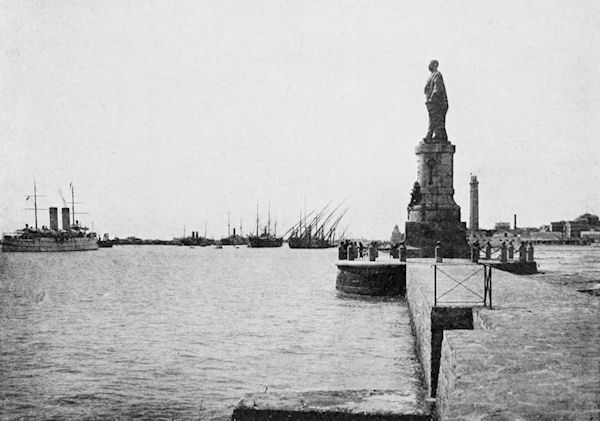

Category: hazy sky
[1, 0, 599, 240]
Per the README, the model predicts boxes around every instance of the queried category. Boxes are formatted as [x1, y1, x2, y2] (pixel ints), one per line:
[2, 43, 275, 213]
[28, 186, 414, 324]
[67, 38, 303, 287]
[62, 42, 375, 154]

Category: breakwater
[406, 259, 599, 419]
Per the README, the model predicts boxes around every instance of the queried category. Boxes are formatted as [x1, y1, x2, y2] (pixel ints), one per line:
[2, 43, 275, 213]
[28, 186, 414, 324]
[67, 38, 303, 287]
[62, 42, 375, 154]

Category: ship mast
[70, 183, 75, 227]
[34, 180, 38, 229]
[268, 202, 271, 235]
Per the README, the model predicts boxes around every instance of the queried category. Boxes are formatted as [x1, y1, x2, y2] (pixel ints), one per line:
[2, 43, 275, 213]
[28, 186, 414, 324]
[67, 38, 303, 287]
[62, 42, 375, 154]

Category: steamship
[247, 202, 283, 248]
[1, 183, 98, 252]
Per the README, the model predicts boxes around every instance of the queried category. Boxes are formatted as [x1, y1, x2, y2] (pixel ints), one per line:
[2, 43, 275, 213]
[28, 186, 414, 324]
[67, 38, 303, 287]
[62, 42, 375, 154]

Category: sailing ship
[286, 203, 347, 249]
[2, 182, 98, 252]
[248, 202, 283, 248]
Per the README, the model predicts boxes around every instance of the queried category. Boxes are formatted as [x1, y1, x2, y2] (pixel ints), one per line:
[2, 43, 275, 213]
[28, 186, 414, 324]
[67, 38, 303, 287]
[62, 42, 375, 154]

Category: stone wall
[336, 263, 406, 296]
[406, 265, 434, 396]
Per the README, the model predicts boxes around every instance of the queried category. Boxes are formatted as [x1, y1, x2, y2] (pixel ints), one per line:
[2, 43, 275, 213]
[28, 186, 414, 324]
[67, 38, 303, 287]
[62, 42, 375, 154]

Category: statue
[423, 60, 448, 143]
[408, 181, 421, 208]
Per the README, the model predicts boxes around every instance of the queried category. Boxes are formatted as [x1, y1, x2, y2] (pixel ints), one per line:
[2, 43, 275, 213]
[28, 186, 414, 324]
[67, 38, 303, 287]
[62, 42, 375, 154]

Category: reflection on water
[0, 246, 422, 420]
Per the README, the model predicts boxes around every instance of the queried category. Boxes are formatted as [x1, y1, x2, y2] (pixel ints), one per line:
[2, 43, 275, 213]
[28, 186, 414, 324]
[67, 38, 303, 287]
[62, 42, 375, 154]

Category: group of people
[338, 240, 379, 261]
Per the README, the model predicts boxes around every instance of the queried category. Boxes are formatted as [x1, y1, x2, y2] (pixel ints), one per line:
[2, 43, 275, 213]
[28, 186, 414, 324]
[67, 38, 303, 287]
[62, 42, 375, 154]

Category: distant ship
[2, 182, 98, 252]
[248, 202, 283, 248]
[97, 233, 113, 248]
[287, 203, 347, 249]
[220, 213, 248, 246]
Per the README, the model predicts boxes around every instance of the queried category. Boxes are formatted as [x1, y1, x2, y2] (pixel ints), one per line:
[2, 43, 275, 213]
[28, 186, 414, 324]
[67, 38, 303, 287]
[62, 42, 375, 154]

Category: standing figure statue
[423, 60, 448, 143]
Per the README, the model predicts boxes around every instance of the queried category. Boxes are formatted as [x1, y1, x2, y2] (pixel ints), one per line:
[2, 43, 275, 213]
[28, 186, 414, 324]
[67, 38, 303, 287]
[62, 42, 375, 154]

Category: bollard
[348, 243, 356, 261]
[399, 242, 407, 262]
[500, 241, 507, 263]
[338, 243, 347, 260]
[508, 241, 514, 260]
[519, 242, 527, 262]
[527, 242, 534, 262]
[471, 241, 479, 263]
[435, 241, 443, 263]
[485, 242, 492, 259]
[369, 242, 378, 262]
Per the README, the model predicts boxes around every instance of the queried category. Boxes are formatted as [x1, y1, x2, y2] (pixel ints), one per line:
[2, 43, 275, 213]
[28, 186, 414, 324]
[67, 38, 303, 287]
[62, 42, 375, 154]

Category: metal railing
[470, 241, 535, 263]
[433, 263, 492, 308]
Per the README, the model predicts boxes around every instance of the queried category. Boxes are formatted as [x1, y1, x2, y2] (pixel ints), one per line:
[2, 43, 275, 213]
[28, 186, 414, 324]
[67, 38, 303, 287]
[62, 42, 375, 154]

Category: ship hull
[248, 237, 283, 248]
[288, 237, 336, 249]
[2, 237, 99, 252]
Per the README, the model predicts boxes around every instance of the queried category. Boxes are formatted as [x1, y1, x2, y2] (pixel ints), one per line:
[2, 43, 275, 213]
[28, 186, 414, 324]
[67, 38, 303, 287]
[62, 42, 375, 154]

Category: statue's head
[428, 60, 439, 72]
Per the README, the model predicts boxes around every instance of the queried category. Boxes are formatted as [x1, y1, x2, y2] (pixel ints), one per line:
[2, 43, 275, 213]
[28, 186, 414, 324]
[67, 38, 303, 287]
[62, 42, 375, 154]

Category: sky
[1, 0, 599, 240]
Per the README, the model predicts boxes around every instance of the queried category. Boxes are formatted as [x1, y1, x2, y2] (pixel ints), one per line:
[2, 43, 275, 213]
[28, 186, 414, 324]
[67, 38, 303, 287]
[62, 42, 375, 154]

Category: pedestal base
[405, 220, 469, 258]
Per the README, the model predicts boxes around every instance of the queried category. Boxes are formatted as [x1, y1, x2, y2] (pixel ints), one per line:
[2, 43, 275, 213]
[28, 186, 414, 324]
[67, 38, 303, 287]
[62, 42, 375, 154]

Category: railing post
[435, 241, 443, 263]
[471, 241, 479, 263]
[485, 241, 492, 259]
[434, 265, 437, 306]
[519, 242, 527, 262]
[489, 266, 492, 309]
[527, 242, 534, 262]
[484, 266, 488, 306]
[500, 241, 507, 263]
[399, 242, 407, 262]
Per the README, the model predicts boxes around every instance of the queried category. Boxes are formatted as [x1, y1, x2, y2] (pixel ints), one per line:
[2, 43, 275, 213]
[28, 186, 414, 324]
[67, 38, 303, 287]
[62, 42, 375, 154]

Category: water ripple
[1, 246, 423, 419]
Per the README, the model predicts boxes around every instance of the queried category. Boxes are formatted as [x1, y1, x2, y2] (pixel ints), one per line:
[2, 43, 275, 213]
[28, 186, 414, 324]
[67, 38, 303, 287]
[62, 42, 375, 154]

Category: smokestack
[61, 207, 71, 231]
[233, 228, 236, 236]
[49, 207, 59, 230]
[514, 214, 517, 232]
[469, 175, 479, 232]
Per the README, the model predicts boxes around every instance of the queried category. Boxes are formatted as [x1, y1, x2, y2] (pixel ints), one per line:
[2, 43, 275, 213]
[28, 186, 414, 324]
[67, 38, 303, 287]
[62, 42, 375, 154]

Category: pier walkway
[407, 259, 600, 420]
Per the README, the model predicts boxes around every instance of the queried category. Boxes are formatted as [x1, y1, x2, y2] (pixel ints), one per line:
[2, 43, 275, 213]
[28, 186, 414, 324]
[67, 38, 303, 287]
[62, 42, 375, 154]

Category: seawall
[405, 259, 600, 420]
[233, 258, 599, 419]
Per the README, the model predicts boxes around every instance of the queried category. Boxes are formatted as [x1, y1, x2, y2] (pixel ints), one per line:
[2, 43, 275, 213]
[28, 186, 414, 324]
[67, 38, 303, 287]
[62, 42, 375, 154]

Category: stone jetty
[233, 257, 600, 420]
[407, 259, 600, 420]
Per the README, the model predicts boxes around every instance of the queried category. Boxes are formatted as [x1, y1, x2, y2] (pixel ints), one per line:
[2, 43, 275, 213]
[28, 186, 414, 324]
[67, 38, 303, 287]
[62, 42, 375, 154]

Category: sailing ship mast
[25, 180, 46, 230]
[34, 181, 38, 229]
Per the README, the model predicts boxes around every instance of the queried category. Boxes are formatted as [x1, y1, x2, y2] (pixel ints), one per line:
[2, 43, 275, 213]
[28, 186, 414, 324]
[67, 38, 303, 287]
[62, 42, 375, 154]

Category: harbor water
[0, 246, 422, 420]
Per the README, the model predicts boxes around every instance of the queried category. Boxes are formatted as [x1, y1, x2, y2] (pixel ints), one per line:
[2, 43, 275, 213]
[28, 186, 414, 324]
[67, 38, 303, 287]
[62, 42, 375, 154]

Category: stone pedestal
[405, 140, 468, 258]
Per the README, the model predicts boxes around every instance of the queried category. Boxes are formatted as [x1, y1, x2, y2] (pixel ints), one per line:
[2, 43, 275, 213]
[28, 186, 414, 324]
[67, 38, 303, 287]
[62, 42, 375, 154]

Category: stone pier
[232, 259, 599, 420]
[405, 259, 600, 420]
[335, 261, 406, 296]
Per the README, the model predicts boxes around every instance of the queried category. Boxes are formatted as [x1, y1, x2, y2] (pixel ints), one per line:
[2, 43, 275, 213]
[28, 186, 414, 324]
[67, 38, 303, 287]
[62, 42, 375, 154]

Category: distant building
[469, 175, 479, 232]
[581, 231, 600, 242]
[390, 225, 403, 244]
[494, 222, 511, 231]
[550, 221, 566, 233]
[565, 220, 590, 238]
